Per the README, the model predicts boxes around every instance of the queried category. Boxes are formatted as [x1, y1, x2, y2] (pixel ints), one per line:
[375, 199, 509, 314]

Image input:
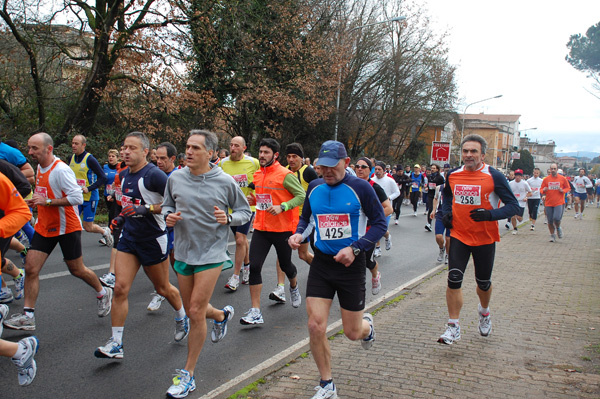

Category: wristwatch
[45, 198, 52, 206]
[144, 204, 154, 213]
[349, 245, 361, 256]
[227, 214, 233, 225]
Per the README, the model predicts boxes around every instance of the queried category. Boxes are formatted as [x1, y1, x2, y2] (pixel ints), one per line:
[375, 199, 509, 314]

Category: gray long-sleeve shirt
[162, 165, 251, 265]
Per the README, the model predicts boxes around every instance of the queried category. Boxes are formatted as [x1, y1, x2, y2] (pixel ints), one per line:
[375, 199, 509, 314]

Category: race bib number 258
[453, 184, 481, 205]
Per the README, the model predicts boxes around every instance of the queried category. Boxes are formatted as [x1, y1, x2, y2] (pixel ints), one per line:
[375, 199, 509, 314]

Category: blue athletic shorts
[117, 234, 168, 267]
[573, 192, 587, 201]
[78, 200, 98, 222]
[230, 213, 255, 236]
[435, 213, 451, 237]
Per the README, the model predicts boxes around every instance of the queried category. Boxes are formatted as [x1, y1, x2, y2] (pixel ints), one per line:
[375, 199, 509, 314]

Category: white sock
[97, 287, 107, 298]
[448, 318, 459, 326]
[479, 304, 490, 315]
[112, 327, 124, 344]
[12, 341, 28, 360]
[175, 306, 186, 320]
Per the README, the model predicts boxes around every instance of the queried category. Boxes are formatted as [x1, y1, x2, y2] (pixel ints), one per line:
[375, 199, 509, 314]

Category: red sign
[431, 141, 451, 164]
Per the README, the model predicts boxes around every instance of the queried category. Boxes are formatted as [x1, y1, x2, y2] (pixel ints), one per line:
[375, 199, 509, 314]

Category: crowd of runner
[0, 130, 598, 398]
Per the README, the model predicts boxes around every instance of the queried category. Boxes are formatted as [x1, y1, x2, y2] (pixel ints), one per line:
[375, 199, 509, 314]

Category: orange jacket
[252, 161, 299, 233]
[0, 173, 31, 239]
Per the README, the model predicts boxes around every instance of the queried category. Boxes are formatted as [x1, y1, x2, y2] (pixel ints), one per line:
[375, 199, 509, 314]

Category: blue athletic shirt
[119, 163, 167, 242]
[0, 142, 27, 168]
[296, 174, 387, 255]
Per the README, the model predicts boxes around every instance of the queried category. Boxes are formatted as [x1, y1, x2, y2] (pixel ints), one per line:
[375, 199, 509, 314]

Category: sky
[416, 0, 600, 154]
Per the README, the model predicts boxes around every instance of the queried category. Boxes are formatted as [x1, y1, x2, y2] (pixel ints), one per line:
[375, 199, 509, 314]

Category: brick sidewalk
[233, 205, 600, 399]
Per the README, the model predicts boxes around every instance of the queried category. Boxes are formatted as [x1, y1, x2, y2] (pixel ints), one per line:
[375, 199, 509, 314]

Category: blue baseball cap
[316, 141, 348, 167]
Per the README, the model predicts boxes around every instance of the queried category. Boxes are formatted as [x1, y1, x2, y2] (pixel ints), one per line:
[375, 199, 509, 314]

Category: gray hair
[37, 132, 54, 147]
[73, 134, 87, 145]
[127, 131, 150, 150]
[461, 134, 487, 154]
[189, 129, 218, 152]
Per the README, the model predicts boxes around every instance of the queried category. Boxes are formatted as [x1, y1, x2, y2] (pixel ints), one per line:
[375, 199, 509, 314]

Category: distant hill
[558, 151, 600, 159]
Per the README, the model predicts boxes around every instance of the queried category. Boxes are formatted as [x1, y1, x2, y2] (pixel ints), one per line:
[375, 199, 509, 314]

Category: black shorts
[30, 230, 83, 261]
[447, 237, 495, 290]
[306, 247, 366, 311]
[365, 246, 376, 270]
[1, 236, 11, 265]
[117, 234, 168, 267]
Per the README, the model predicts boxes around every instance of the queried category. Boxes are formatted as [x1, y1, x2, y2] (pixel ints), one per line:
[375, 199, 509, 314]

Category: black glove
[121, 204, 149, 218]
[469, 208, 492, 222]
[110, 215, 125, 234]
[442, 212, 453, 229]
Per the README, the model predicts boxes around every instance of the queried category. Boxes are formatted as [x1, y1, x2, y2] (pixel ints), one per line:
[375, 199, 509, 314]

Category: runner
[430, 182, 450, 264]
[288, 140, 387, 399]
[239, 138, 305, 325]
[69, 135, 112, 247]
[392, 165, 410, 225]
[409, 165, 425, 217]
[438, 134, 519, 345]
[355, 157, 394, 295]
[540, 163, 570, 242]
[4, 133, 112, 331]
[162, 130, 251, 398]
[371, 161, 399, 257]
[269, 143, 318, 304]
[425, 164, 445, 232]
[595, 177, 600, 208]
[101, 149, 120, 244]
[0, 172, 39, 387]
[572, 168, 593, 220]
[94, 132, 188, 359]
[147, 141, 179, 312]
[218, 136, 259, 292]
[508, 169, 532, 235]
[526, 168, 543, 231]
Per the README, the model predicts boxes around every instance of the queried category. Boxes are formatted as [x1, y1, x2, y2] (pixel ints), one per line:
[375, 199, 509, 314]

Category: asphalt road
[0, 204, 471, 398]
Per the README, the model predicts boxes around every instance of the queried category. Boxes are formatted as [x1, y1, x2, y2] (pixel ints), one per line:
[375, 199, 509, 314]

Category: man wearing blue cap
[288, 140, 387, 399]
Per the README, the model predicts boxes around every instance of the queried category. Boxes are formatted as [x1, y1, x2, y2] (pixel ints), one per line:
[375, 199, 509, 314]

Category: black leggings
[426, 196, 434, 224]
[392, 197, 402, 220]
[410, 191, 420, 212]
[249, 230, 297, 285]
[447, 237, 495, 291]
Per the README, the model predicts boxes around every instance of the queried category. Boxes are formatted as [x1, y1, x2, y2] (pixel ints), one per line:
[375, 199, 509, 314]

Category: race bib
[576, 183, 584, 188]
[76, 179, 86, 187]
[35, 186, 48, 198]
[115, 187, 122, 201]
[233, 174, 249, 188]
[120, 195, 140, 208]
[454, 184, 481, 206]
[532, 187, 539, 192]
[548, 182, 560, 190]
[412, 182, 419, 189]
[317, 214, 352, 240]
[106, 184, 114, 195]
[428, 182, 436, 189]
[255, 194, 273, 211]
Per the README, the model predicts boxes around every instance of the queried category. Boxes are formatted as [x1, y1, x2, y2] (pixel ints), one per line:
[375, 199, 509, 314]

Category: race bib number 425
[317, 214, 352, 240]
[454, 184, 481, 205]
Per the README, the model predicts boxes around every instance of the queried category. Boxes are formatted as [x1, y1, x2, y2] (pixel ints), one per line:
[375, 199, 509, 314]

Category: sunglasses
[356, 165, 370, 169]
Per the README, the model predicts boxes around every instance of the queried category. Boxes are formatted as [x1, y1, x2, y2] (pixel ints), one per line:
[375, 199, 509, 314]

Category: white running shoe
[166, 369, 196, 398]
[361, 313, 375, 349]
[269, 285, 286, 303]
[371, 271, 381, 295]
[13, 269, 25, 300]
[549, 234, 556, 242]
[478, 308, 492, 337]
[437, 248, 445, 263]
[438, 323, 461, 345]
[94, 337, 123, 359]
[290, 285, 301, 308]
[211, 305, 234, 343]
[3, 313, 35, 331]
[311, 382, 338, 399]
[97, 287, 113, 317]
[12, 336, 39, 386]
[394, 219, 398, 225]
[385, 235, 392, 250]
[241, 266, 250, 285]
[512, 229, 518, 235]
[147, 291, 165, 311]
[557, 227, 564, 239]
[413, 211, 417, 217]
[373, 246, 382, 258]
[102, 227, 114, 247]
[504, 222, 511, 230]
[0, 287, 14, 304]
[0, 304, 8, 336]
[240, 308, 264, 325]
[530, 225, 535, 231]
[174, 316, 190, 342]
[99, 272, 115, 289]
[574, 213, 580, 219]
[224, 275, 240, 291]
[425, 224, 432, 232]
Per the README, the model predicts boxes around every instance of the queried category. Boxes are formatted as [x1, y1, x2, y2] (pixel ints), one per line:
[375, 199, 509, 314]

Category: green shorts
[174, 259, 233, 276]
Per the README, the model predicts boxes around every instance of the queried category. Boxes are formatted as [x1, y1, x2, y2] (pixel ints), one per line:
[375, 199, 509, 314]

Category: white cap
[558, 169, 564, 175]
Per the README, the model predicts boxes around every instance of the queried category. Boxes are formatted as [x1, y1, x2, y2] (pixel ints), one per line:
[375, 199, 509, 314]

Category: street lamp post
[334, 16, 406, 141]
[458, 94, 503, 164]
